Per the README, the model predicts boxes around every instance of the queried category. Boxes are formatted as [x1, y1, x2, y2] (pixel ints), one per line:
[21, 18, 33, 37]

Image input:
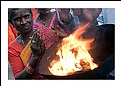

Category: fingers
[57, 8, 70, 21]
[58, 8, 70, 16]
[51, 25, 59, 34]
[52, 25, 67, 37]
[34, 31, 38, 44]
[31, 32, 36, 44]
[82, 8, 102, 21]
[40, 37, 45, 53]
[56, 25, 64, 32]
[33, 30, 45, 50]
[36, 32, 41, 47]
[72, 8, 81, 16]
[31, 29, 41, 48]
[30, 29, 46, 57]
[31, 30, 37, 43]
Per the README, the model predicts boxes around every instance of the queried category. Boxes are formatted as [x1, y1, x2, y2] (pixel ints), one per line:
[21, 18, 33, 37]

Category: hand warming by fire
[48, 23, 98, 76]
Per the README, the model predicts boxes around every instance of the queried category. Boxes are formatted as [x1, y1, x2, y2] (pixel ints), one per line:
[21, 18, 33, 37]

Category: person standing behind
[97, 8, 115, 25]
[56, 8, 102, 35]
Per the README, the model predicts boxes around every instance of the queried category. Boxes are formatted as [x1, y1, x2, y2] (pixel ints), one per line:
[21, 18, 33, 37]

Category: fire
[48, 23, 98, 76]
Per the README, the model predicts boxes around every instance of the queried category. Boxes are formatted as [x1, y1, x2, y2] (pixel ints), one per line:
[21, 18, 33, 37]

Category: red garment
[34, 12, 59, 49]
[39, 26, 59, 49]
[31, 8, 38, 21]
[8, 40, 47, 79]
[9, 23, 17, 38]
[8, 23, 18, 45]
[8, 24, 15, 45]
[8, 41, 24, 77]
[8, 28, 59, 79]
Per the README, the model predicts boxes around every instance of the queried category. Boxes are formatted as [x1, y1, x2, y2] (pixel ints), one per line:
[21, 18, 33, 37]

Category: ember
[48, 23, 98, 76]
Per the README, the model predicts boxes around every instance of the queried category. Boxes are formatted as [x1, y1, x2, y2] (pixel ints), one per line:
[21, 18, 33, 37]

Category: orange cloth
[8, 23, 15, 45]
[20, 40, 32, 66]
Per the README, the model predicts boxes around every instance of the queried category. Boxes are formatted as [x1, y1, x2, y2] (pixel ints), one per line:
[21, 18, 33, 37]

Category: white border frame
[1, 1, 121, 86]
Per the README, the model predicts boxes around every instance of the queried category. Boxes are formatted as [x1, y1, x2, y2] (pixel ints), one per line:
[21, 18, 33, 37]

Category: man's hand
[82, 8, 102, 22]
[52, 25, 67, 38]
[31, 30, 45, 59]
[57, 8, 72, 24]
[72, 8, 81, 16]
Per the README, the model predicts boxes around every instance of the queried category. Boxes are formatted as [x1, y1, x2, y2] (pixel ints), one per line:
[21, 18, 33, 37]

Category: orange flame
[48, 23, 98, 76]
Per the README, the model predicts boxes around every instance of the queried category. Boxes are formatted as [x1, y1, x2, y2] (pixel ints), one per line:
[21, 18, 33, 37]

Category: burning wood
[48, 23, 98, 76]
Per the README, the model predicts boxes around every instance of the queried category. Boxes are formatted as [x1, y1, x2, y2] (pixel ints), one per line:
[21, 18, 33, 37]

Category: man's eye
[14, 18, 20, 22]
[24, 15, 30, 19]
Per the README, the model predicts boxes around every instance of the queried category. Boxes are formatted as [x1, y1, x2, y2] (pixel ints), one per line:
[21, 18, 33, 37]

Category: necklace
[19, 35, 25, 47]
[20, 34, 32, 47]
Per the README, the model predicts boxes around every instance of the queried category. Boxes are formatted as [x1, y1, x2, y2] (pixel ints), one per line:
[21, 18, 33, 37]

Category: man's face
[11, 9, 33, 34]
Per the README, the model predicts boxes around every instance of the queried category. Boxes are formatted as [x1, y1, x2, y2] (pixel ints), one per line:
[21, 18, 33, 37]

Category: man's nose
[20, 18, 27, 25]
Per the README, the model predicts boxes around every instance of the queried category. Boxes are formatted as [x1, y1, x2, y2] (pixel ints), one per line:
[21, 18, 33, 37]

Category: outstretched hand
[52, 25, 67, 38]
[30, 29, 46, 59]
[72, 8, 81, 16]
[57, 8, 72, 23]
[82, 8, 102, 22]
[58, 8, 70, 20]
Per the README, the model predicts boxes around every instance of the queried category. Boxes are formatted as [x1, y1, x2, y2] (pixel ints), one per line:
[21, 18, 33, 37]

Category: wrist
[29, 55, 40, 69]
[32, 55, 40, 60]
[25, 63, 35, 74]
